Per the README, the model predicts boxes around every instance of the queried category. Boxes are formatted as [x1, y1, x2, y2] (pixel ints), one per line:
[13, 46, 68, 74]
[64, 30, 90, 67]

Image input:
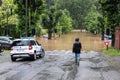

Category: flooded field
[37, 31, 104, 51]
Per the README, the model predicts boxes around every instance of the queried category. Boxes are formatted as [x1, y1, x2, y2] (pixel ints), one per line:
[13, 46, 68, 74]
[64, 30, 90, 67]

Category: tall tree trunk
[26, 0, 28, 37]
[111, 34, 115, 47]
[101, 30, 104, 40]
[48, 30, 52, 39]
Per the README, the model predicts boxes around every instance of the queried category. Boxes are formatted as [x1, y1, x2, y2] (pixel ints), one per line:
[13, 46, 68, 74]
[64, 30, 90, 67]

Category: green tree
[56, 9, 73, 36]
[41, 5, 62, 39]
[0, 0, 17, 36]
[14, 0, 45, 37]
[55, 0, 73, 34]
[84, 5, 102, 34]
[42, 0, 73, 39]
[98, 0, 119, 46]
[57, 0, 94, 29]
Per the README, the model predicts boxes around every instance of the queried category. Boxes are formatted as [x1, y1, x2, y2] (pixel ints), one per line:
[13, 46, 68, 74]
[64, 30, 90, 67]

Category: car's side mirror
[38, 44, 41, 46]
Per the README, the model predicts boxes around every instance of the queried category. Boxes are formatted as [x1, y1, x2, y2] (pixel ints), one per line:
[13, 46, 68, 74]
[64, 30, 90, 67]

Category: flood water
[37, 31, 104, 52]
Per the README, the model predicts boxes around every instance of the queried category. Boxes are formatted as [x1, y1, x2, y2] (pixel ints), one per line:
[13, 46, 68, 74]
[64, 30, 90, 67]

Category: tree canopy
[56, 0, 94, 29]
[1, 0, 120, 43]
[42, 0, 73, 39]
[0, 0, 73, 39]
[0, 0, 17, 36]
[13, 0, 45, 37]
[98, 0, 120, 46]
[84, 5, 102, 34]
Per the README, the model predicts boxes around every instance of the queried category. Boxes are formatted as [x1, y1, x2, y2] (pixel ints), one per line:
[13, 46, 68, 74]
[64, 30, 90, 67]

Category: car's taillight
[10, 46, 13, 50]
[29, 45, 33, 50]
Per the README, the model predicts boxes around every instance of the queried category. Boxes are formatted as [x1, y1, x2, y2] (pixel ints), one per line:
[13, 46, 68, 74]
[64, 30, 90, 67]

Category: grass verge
[102, 47, 120, 56]
[1, 50, 10, 54]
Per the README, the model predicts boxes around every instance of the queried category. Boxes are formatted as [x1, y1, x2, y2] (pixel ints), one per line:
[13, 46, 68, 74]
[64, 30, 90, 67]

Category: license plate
[17, 49, 24, 52]
[14, 54, 29, 57]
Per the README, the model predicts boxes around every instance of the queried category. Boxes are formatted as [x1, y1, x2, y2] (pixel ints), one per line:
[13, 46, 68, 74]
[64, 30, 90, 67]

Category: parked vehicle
[0, 36, 13, 49]
[10, 38, 45, 61]
[0, 44, 4, 53]
[104, 35, 112, 40]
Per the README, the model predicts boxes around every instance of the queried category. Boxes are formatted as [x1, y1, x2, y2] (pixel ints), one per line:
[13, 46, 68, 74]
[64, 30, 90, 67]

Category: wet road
[0, 50, 120, 80]
[0, 51, 75, 80]
[75, 51, 120, 80]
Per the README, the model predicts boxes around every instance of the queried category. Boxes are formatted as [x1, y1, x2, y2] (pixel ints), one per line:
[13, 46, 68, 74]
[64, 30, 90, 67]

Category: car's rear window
[12, 40, 36, 46]
[12, 40, 30, 46]
[0, 37, 8, 41]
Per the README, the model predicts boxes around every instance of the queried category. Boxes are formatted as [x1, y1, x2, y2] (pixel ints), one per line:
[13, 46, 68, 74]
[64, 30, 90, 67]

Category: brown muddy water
[37, 31, 105, 52]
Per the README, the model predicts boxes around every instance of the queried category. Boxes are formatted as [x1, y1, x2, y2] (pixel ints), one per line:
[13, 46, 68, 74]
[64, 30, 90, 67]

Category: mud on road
[0, 50, 76, 80]
[0, 51, 120, 80]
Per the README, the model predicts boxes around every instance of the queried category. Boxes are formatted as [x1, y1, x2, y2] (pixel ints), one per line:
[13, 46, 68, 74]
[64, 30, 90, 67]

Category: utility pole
[26, 0, 28, 37]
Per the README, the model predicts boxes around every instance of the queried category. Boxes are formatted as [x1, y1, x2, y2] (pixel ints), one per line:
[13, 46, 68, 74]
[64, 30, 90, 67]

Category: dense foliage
[98, 0, 120, 46]
[84, 5, 102, 34]
[1, 0, 120, 43]
[0, 0, 73, 39]
[57, 0, 94, 29]
[42, 0, 73, 39]
[0, 0, 17, 37]
[14, 0, 45, 37]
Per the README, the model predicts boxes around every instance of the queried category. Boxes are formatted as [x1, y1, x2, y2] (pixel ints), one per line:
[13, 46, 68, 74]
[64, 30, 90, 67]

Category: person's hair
[75, 38, 79, 42]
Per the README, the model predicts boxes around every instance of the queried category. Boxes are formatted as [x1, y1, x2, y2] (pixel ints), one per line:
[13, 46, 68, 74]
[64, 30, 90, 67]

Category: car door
[30, 40, 40, 55]
[35, 41, 41, 55]
[1, 37, 11, 48]
[0, 38, 8, 47]
[3, 38, 10, 47]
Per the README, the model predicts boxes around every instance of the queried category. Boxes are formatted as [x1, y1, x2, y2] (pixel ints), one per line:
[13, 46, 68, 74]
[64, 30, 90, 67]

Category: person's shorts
[75, 53, 80, 59]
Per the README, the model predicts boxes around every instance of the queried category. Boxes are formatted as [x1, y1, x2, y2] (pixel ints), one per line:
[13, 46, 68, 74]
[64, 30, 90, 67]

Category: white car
[10, 38, 45, 61]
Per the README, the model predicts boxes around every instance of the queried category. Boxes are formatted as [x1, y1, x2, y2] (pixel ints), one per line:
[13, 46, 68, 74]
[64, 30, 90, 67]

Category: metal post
[106, 45, 108, 50]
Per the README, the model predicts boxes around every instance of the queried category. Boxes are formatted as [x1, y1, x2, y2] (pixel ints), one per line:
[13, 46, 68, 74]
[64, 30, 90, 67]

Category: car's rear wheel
[11, 56, 16, 61]
[31, 52, 37, 60]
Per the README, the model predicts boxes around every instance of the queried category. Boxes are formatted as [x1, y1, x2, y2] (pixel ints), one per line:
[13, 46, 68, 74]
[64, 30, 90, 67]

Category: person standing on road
[72, 38, 82, 64]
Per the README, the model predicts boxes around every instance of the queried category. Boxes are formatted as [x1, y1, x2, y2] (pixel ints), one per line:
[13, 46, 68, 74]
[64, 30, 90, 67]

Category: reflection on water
[37, 31, 104, 51]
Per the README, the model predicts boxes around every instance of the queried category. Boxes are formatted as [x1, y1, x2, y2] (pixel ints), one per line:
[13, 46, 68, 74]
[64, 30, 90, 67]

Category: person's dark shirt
[73, 42, 82, 53]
